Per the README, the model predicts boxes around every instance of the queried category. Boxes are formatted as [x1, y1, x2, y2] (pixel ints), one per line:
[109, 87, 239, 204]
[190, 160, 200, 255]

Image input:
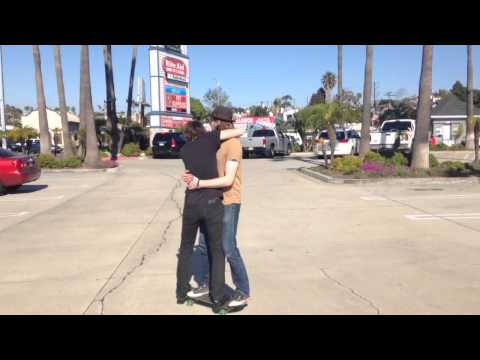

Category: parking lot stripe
[405, 213, 480, 221]
[0, 211, 29, 218]
[1, 195, 65, 202]
[362, 194, 480, 201]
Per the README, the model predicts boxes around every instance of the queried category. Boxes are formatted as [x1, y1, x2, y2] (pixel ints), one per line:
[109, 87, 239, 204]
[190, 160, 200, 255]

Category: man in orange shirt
[183, 106, 250, 307]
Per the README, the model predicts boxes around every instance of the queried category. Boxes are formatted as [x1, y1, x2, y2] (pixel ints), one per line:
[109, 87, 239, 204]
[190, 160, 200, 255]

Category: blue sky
[2, 45, 480, 112]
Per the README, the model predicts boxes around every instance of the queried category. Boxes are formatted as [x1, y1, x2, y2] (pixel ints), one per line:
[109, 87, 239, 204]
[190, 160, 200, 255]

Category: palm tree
[53, 45, 74, 158]
[359, 45, 374, 157]
[80, 45, 101, 168]
[337, 45, 343, 102]
[466, 45, 475, 150]
[281, 95, 293, 109]
[126, 45, 138, 125]
[322, 72, 336, 103]
[103, 45, 120, 160]
[32, 45, 51, 154]
[272, 97, 282, 117]
[411, 46, 434, 170]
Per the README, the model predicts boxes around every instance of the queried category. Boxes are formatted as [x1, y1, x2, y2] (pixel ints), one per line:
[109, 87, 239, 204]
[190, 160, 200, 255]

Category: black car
[152, 132, 186, 158]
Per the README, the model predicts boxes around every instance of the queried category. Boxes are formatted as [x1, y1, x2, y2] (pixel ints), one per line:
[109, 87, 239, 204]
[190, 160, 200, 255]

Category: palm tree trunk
[327, 124, 336, 167]
[53, 45, 74, 158]
[411, 45, 433, 170]
[474, 121, 479, 163]
[466, 45, 475, 150]
[32, 45, 51, 154]
[126, 45, 138, 126]
[359, 45, 374, 157]
[103, 45, 120, 160]
[337, 45, 343, 103]
[80, 45, 101, 168]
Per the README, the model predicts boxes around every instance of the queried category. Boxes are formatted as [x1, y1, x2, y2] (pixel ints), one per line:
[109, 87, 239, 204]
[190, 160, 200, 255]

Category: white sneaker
[228, 291, 249, 307]
[187, 285, 209, 299]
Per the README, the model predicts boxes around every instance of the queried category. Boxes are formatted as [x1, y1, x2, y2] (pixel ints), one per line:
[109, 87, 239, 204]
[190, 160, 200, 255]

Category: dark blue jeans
[197, 203, 250, 296]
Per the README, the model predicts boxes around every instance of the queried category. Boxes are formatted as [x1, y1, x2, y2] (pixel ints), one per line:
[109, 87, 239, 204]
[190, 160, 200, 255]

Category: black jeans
[176, 194, 225, 302]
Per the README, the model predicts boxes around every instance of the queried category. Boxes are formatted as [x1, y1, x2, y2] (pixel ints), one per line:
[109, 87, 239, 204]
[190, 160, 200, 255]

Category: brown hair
[184, 121, 206, 141]
[215, 120, 234, 131]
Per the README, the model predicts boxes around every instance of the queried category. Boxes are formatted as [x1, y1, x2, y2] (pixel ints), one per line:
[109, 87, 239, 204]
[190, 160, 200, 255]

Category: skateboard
[186, 294, 247, 315]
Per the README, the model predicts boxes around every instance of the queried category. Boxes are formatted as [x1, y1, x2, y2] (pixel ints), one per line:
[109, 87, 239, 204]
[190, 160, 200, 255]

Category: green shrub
[292, 143, 302, 153]
[61, 156, 82, 168]
[364, 151, 385, 164]
[386, 152, 408, 167]
[37, 154, 58, 169]
[441, 161, 466, 175]
[332, 156, 362, 175]
[395, 167, 411, 177]
[429, 154, 439, 168]
[449, 144, 466, 151]
[100, 150, 111, 158]
[145, 147, 153, 157]
[430, 143, 448, 151]
[121, 143, 141, 157]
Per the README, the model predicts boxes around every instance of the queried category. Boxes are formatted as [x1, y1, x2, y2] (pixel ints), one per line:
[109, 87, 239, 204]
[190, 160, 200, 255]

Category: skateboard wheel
[186, 299, 194, 306]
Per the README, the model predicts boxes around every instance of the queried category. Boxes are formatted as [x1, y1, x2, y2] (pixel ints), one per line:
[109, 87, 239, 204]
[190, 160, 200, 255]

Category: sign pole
[0, 46, 7, 149]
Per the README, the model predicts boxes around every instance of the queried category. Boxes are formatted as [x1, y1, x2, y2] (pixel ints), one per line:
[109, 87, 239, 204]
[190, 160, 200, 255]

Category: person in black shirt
[176, 120, 244, 313]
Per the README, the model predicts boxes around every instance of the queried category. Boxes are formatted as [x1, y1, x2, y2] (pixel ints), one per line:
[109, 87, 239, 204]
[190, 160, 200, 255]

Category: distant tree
[5, 105, 23, 127]
[379, 99, 417, 122]
[190, 97, 208, 122]
[451, 81, 466, 102]
[309, 88, 326, 106]
[23, 106, 34, 115]
[203, 86, 230, 110]
[249, 106, 269, 116]
[341, 90, 362, 109]
[321, 72, 337, 103]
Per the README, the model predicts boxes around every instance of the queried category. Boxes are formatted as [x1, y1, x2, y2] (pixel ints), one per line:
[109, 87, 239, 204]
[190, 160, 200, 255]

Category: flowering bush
[361, 161, 396, 177]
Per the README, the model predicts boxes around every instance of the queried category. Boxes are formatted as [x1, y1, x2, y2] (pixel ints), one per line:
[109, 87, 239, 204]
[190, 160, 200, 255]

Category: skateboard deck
[186, 294, 247, 314]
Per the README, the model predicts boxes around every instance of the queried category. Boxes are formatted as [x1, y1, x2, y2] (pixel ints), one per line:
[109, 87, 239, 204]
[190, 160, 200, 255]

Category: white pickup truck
[241, 125, 292, 158]
[370, 119, 416, 153]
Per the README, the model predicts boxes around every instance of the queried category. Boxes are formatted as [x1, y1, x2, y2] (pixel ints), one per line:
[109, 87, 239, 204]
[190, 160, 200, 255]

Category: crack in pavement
[83, 174, 183, 315]
[319, 268, 381, 315]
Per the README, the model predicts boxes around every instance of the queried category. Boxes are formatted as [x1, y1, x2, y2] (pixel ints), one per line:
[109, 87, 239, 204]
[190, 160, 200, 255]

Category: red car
[0, 148, 41, 193]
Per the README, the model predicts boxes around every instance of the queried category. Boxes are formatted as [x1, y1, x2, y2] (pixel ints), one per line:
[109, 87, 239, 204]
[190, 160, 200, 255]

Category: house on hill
[21, 108, 80, 146]
[431, 95, 480, 146]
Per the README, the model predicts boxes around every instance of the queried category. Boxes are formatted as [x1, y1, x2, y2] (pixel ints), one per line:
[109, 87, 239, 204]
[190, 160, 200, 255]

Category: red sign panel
[162, 57, 187, 82]
[234, 116, 275, 125]
[160, 116, 191, 129]
[165, 85, 187, 113]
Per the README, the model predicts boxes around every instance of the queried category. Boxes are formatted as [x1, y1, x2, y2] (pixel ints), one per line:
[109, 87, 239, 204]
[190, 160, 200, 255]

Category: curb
[297, 167, 480, 185]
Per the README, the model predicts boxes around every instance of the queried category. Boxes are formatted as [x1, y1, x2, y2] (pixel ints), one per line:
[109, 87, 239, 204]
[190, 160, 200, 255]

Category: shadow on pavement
[7, 184, 49, 194]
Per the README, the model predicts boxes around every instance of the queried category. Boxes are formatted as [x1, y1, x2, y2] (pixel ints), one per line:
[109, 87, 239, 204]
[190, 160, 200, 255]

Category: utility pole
[0, 46, 6, 149]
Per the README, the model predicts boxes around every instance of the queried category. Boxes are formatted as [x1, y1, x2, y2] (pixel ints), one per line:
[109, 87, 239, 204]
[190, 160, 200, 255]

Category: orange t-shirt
[217, 138, 242, 205]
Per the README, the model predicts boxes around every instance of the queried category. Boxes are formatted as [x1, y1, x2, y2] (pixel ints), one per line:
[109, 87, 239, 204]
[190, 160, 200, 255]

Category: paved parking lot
[1, 156, 480, 314]
[0, 171, 115, 232]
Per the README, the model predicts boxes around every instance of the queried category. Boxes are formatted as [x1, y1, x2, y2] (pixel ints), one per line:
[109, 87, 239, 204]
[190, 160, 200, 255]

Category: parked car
[314, 128, 361, 157]
[241, 127, 292, 158]
[7, 142, 24, 153]
[152, 132, 186, 158]
[0, 148, 41, 193]
[370, 119, 416, 154]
